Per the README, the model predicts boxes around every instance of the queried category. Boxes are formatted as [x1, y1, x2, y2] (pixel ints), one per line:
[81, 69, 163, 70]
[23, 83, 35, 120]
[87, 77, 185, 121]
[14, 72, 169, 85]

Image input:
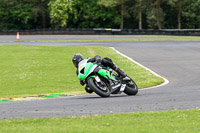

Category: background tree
[136, 0, 144, 29]
[129, 0, 148, 29]
[146, 0, 165, 29]
[168, 0, 185, 29]
[0, 0, 33, 30]
[48, 0, 77, 28]
[74, 0, 120, 28]
[0, 0, 199, 30]
[32, 0, 50, 29]
[98, 0, 127, 29]
[181, 0, 200, 29]
[48, 0, 120, 28]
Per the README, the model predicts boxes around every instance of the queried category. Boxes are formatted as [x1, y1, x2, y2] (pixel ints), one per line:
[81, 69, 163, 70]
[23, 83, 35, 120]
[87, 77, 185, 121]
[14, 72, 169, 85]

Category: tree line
[0, 0, 199, 30]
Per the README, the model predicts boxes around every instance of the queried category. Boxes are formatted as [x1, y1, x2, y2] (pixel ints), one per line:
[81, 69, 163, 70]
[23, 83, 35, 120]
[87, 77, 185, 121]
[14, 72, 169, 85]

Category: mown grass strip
[0, 110, 199, 133]
[43, 94, 70, 98]
[0, 94, 73, 102]
[0, 99, 11, 102]
[22, 38, 200, 42]
[0, 45, 164, 98]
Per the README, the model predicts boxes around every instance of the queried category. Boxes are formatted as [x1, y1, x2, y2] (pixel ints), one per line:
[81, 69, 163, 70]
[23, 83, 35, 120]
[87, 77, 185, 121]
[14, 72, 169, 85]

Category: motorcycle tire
[87, 78, 111, 97]
[124, 79, 138, 95]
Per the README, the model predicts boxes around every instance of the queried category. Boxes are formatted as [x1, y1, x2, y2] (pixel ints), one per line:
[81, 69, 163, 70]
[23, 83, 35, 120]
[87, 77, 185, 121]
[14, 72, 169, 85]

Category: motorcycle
[77, 59, 138, 97]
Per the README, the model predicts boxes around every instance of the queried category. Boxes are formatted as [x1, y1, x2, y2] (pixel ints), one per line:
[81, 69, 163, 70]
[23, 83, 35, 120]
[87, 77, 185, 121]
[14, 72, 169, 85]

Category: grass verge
[0, 110, 199, 133]
[0, 45, 164, 98]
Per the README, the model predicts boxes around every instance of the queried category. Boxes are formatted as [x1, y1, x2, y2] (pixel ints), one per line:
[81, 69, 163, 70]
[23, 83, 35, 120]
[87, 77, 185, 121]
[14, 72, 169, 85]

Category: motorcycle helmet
[72, 54, 84, 68]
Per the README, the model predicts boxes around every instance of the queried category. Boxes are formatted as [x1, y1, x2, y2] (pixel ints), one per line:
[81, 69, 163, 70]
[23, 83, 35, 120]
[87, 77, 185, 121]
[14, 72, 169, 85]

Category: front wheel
[87, 78, 111, 97]
[124, 78, 138, 95]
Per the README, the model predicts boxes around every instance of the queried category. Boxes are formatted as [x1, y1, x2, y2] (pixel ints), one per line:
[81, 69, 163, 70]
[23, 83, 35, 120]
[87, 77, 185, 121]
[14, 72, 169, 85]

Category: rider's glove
[95, 56, 101, 64]
[96, 58, 101, 63]
[80, 80, 85, 86]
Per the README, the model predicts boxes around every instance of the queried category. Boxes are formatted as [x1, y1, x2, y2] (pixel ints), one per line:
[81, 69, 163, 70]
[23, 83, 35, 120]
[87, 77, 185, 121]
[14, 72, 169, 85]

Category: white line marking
[110, 47, 169, 90]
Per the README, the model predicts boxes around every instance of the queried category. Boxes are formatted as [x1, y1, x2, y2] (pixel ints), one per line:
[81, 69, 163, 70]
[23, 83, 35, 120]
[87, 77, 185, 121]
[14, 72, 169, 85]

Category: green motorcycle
[77, 59, 138, 97]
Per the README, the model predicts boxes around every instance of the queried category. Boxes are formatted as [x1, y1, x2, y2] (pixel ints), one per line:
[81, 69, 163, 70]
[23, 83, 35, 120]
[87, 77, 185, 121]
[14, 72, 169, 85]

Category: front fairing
[77, 59, 117, 82]
[98, 69, 117, 81]
[77, 59, 97, 80]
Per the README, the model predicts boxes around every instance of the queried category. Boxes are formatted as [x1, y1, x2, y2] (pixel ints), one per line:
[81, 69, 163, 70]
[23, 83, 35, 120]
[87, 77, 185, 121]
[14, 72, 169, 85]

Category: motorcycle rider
[72, 54, 129, 93]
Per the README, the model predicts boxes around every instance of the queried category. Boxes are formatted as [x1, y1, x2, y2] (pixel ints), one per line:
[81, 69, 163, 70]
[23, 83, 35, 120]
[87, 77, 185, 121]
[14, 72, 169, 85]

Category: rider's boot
[114, 65, 131, 81]
[116, 67, 127, 78]
[113, 65, 127, 78]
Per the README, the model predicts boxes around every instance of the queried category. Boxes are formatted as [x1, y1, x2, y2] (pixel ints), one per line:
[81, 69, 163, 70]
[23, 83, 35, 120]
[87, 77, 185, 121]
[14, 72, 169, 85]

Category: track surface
[0, 36, 200, 120]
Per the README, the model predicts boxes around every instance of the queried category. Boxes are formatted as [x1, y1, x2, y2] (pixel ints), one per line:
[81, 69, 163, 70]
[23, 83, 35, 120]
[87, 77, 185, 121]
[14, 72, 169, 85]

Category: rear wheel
[87, 78, 111, 97]
[124, 78, 138, 95]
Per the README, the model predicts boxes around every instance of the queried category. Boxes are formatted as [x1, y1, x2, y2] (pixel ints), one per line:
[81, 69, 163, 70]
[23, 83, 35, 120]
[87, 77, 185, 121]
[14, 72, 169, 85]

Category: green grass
[22, 38, 200, 42]
[0, 110, 199, 133]
[0, 45, 164, 98]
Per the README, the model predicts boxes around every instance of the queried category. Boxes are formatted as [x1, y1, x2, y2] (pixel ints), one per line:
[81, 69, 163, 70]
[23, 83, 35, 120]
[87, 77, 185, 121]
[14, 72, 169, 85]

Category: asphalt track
[0, 36, 200, 120]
